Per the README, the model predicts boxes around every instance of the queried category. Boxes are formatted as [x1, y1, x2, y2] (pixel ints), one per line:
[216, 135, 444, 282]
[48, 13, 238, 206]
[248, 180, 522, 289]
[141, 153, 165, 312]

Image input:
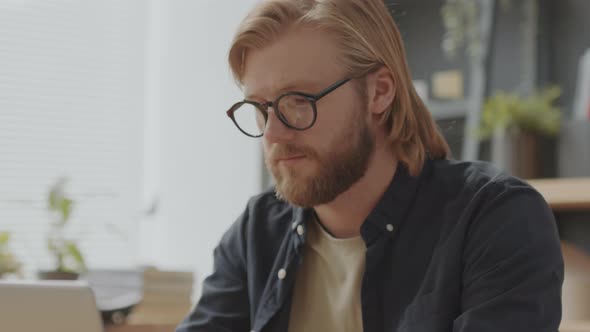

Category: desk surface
[528, 177, 590, 211]
[560, 321, 590, 332]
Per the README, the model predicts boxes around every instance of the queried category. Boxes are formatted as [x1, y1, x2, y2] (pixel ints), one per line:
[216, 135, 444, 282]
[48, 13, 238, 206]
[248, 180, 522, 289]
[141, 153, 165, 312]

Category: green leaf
[48, 189, 59, 211]
[0, 232, 21, 276]
[65, 241, 86, 271]
[60, 198, 74, 225]
[0, 252, 21, 275]
[0, 232, 9, 246]
[48, 178, 65, 211]
[478, 86, 562, 140]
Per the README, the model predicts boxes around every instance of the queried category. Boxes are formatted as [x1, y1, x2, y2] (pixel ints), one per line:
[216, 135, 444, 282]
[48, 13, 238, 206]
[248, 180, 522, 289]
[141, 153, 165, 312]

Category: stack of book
[127, 267, 194, 325]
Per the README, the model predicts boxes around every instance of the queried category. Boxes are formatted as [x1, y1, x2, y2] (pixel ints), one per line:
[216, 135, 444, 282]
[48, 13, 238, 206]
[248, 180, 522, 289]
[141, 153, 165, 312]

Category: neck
[313, 146, 397, 238]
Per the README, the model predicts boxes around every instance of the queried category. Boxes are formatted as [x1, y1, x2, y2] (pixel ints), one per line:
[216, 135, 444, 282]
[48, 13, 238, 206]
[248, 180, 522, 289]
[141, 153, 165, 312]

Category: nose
[264, 107, 295, 143]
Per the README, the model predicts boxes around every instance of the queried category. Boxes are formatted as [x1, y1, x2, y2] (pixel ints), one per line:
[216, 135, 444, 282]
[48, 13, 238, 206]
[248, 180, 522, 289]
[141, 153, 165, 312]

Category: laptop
[0, 280, 103, 332]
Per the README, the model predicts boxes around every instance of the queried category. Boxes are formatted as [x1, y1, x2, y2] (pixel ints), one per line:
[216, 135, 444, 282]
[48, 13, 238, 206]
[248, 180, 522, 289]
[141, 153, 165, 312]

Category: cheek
[315, 94, 359, 129]
[262, 139, 270, 152]
[261, 140, 269, 159]
[312, 109, 356, 147]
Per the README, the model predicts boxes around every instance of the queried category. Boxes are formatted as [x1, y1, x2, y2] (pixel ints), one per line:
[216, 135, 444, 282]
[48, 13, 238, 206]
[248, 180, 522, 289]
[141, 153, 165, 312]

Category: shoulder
[429, 158, 556, 239]
[427, 159, 541, 207]
[423, 159, 555, 243]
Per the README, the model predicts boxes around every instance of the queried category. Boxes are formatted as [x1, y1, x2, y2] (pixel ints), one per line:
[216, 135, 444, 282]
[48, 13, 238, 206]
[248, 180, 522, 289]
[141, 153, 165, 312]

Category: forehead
[242, 27, 344, 98]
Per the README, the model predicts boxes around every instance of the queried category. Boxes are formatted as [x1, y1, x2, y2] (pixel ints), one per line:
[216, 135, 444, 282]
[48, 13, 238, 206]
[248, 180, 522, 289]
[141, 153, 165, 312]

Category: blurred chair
[561, 242, 590, 331]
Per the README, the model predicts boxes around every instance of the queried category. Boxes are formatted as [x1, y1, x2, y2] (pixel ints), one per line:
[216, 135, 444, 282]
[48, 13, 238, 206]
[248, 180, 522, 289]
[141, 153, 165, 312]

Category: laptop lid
[0, 280, 103, 332]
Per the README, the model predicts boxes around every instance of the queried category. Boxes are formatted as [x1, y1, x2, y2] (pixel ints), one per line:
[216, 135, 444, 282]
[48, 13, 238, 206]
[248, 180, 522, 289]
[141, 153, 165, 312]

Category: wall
[140, 0, 262, 289]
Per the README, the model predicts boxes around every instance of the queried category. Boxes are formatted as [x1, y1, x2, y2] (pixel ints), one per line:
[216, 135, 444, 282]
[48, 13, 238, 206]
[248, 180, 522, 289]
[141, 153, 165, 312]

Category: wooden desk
[561, 322, 590, 332]
[528, 178, 590, 212]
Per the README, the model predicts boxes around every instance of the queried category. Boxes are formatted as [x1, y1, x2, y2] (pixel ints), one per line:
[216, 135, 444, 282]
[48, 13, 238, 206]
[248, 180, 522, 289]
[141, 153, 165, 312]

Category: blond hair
[229, 0, 450, 176]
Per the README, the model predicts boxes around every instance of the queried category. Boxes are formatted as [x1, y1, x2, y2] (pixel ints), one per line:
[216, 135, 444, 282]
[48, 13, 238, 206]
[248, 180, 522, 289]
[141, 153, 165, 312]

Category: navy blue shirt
[176, 159, 563, 332]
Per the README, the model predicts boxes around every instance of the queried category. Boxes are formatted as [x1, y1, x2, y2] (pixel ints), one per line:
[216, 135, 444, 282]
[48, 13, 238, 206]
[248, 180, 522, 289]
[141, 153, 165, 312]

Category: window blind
[0, 0, 146, 276]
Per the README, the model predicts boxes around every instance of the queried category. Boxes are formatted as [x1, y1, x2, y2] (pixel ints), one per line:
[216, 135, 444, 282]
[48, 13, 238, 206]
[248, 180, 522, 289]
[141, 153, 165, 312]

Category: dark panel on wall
[387, 1, 470, 98]
[436, 118, 465, 158]
[387, 1, 528, 97]
[487, 2, 526, 94]
[548, 0, 590, 115]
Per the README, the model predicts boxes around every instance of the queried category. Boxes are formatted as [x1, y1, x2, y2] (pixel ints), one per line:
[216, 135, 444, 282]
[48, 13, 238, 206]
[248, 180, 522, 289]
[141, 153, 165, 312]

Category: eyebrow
[245, 79, 325, 101]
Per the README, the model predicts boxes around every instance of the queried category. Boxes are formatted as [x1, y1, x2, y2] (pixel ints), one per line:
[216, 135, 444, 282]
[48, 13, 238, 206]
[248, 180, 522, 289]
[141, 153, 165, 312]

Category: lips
[275, 155, 306, 163]
[268, 144, 311, 165]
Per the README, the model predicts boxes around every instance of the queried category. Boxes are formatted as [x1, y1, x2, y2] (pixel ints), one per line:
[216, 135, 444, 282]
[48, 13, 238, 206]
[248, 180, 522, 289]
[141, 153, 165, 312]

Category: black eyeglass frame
[226, 77, 351, 138]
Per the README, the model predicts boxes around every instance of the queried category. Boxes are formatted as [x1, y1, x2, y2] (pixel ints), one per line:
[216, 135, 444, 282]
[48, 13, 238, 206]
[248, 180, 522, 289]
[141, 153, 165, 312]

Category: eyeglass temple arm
[315, 78, 351, 99]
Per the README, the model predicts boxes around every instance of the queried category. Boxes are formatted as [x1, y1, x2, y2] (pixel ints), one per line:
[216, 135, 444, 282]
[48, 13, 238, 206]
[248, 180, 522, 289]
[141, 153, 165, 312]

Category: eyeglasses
[226, 77, 351, 137]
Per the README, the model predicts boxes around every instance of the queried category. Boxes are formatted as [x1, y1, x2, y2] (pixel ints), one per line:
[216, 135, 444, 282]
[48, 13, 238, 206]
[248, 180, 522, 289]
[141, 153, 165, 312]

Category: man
[177, 0, 563, 331]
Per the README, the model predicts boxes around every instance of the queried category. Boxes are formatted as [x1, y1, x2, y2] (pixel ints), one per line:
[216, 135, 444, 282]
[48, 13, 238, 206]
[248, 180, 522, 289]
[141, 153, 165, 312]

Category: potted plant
[0, 231, 22, 279]
[479, 86, 562, 178]
[38, 178, 87, 280]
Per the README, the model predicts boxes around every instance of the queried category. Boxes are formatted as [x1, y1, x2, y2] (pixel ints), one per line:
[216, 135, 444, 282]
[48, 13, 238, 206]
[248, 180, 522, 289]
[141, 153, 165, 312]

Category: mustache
[267, 143, 317, 161]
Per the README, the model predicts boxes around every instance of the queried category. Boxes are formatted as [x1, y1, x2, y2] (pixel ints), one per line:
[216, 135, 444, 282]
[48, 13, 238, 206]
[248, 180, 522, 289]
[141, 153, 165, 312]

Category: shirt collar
[289, 160, 431, 245]
[361, 160, 429, 244]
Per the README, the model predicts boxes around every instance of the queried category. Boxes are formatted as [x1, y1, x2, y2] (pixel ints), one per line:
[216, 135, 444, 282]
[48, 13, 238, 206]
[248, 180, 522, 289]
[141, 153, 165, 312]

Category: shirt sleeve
[454, 185, 564, 332]
[176, 211, 251, 332]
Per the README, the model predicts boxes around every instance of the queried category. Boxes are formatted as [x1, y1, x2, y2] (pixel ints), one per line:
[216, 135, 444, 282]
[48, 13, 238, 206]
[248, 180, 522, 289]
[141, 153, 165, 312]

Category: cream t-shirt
[288, 217, 366, 332]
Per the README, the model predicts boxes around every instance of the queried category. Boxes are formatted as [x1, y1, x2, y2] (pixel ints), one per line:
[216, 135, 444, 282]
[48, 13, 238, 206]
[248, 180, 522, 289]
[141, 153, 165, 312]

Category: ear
[367, 66, 396, 115]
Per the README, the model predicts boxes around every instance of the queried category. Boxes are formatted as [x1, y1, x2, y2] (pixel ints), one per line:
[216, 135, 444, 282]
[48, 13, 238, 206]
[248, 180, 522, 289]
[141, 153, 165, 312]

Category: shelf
[426, 100, 469, 120]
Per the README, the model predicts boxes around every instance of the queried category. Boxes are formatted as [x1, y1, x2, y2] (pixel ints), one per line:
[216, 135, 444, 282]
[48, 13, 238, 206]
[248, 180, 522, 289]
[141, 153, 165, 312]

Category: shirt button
[386, 224, 394, 232]
[278, 268, 287, 280]
[296, 225, 305, 236]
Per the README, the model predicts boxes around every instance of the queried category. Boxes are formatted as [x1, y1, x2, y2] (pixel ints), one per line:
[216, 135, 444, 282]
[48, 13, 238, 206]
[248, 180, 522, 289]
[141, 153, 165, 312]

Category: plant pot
[510, 131, 542, 179]
[38, 270, 79, 280]
[491, 128, 544, 179]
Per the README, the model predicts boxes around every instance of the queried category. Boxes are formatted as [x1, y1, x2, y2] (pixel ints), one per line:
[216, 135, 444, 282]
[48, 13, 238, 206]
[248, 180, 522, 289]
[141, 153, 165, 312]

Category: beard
[265, 110, 375, 208]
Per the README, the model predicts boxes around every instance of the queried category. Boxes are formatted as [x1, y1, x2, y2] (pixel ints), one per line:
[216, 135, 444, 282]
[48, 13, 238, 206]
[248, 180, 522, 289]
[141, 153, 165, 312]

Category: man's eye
[293, 97, 308, 106]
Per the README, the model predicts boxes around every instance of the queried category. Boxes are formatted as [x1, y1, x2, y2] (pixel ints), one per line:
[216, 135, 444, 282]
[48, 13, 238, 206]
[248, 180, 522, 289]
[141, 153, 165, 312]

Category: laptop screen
[0, 280, 103, 332]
